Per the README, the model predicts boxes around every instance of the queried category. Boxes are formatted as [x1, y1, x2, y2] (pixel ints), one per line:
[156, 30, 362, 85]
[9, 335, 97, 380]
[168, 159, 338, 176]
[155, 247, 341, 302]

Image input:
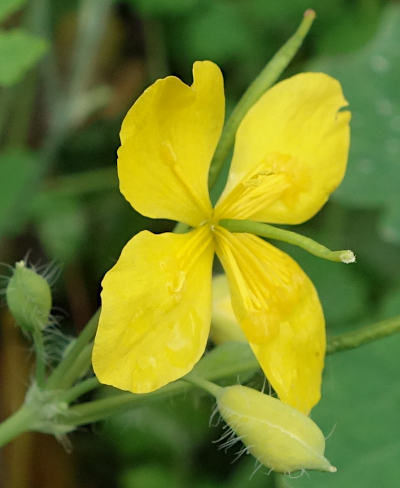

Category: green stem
[208, 10, 316, 188]
[143, 17, 169, 79]
[61, 381, 189, 426]
[45, 308, 100, 389]
[273, 473, 290, 488]
[0, 405, 37, 448]
[61, 349, 259, 426]
[32, 329, 46, 387]
[66, 0, 113, 121]
[184, 375, 222, 397]
[220, 219, 355, 264]
[40, 0, 113, 172]
[327, 315, 400, 354]
[59, 377, 100, 404]
[0, 88, 12, 142]
[1, 313, 399, 444]
[55, 343, 93, 390]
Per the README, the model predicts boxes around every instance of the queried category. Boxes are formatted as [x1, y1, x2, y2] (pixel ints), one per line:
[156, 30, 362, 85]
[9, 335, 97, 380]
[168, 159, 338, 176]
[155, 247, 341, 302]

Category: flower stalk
[208, 9, 316, 188]
[46, 308, 100, 390]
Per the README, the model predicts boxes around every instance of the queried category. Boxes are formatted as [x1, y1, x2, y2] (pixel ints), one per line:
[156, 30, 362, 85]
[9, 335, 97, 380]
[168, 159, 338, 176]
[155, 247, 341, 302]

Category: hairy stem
[327, 315, 400, 354]
[0, 405, 36, 448]
[32, 329, 46, 387]
[59, 377, 100, 404]
[45, 309, 100, 389]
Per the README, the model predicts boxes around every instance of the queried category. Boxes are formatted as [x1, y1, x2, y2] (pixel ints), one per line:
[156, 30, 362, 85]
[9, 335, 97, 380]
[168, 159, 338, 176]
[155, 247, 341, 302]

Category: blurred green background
[0, 0, 399, 487]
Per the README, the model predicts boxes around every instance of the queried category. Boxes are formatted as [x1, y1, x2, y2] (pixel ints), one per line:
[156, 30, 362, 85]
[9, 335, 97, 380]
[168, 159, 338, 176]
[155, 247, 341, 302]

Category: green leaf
[309, 5, 400, 243]
[33, 194, 87, 263]
[0, 29, 47, 86]
[0, 148, 39, 238]
[0, 0, 26, 23]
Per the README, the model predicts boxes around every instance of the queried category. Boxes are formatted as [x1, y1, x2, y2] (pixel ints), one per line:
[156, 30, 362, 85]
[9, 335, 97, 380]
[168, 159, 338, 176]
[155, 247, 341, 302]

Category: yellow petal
[215, 73, 350, 224]
[214, 228, 325, 413]
[118, 61, 224, 226]
[93, 226, 214, 393]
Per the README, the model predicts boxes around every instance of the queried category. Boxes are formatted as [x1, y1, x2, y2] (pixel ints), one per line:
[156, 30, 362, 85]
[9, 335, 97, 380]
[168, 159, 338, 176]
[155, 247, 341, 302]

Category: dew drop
[357, 158, 374, 174]
[166, 270, 186, 303]
[385, 138, 400, 155]
[390, 116, 400, 132]
[370, 54, 390, 73]
[376, 98, 393, 116]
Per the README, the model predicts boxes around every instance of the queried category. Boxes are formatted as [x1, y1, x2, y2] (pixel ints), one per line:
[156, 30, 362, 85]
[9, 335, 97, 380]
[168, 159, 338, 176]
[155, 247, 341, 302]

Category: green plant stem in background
[45, 308, 100, 389]
[64, 0, 113, 125]
[327, 315, 400, 354]
[41, 0, 113, 170]
[208, 9, 316, 188]
[220, 218, 355, 264]
[32, 329, 46, 387]
[143, 17, 169, 80]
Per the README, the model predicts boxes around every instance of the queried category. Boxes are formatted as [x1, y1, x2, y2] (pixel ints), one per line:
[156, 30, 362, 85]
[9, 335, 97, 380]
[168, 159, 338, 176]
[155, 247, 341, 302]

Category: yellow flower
[92, 61, 350, 414]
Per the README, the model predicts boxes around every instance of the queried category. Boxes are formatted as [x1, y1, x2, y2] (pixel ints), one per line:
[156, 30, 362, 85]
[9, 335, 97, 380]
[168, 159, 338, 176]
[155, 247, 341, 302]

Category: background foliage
[0, 0, 399, 487]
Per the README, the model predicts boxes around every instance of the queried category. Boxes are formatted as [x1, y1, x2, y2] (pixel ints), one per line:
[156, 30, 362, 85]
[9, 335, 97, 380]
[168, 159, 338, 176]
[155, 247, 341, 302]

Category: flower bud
[210, 274, 246, 344]
[216, 385, 336, 474]
[6, 260, 52, 333]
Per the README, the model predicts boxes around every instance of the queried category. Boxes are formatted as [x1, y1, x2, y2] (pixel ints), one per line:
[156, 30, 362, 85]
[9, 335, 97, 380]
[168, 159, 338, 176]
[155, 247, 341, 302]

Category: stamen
[214, 153, 295, 221]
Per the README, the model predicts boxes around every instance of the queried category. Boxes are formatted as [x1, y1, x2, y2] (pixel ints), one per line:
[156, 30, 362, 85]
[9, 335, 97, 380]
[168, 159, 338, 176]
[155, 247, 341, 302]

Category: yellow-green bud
[6, 260, 52, 333]
[216, 385, 336, 474]
[210, 274, 246, 344]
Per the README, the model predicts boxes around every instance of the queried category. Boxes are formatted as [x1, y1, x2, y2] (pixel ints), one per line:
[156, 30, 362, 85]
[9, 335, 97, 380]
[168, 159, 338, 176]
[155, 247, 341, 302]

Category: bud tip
[329, 465, 337, 473]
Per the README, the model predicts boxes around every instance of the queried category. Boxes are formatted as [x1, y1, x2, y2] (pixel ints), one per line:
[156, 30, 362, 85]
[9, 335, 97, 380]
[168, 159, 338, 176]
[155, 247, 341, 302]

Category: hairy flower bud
[6, 260, 52, 333]
[216, 385, 336, 474]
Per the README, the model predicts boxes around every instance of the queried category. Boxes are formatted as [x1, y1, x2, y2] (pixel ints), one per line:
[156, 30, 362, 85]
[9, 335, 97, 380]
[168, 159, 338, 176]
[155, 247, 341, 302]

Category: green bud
[210, 274, 246, 345]
[6, 260, 52, 332]
[217, 385, 336, 474]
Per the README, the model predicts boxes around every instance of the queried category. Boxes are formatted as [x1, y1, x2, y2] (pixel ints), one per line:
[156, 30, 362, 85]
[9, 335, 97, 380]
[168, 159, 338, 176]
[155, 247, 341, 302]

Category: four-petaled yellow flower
[92, 61, 350, 414]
